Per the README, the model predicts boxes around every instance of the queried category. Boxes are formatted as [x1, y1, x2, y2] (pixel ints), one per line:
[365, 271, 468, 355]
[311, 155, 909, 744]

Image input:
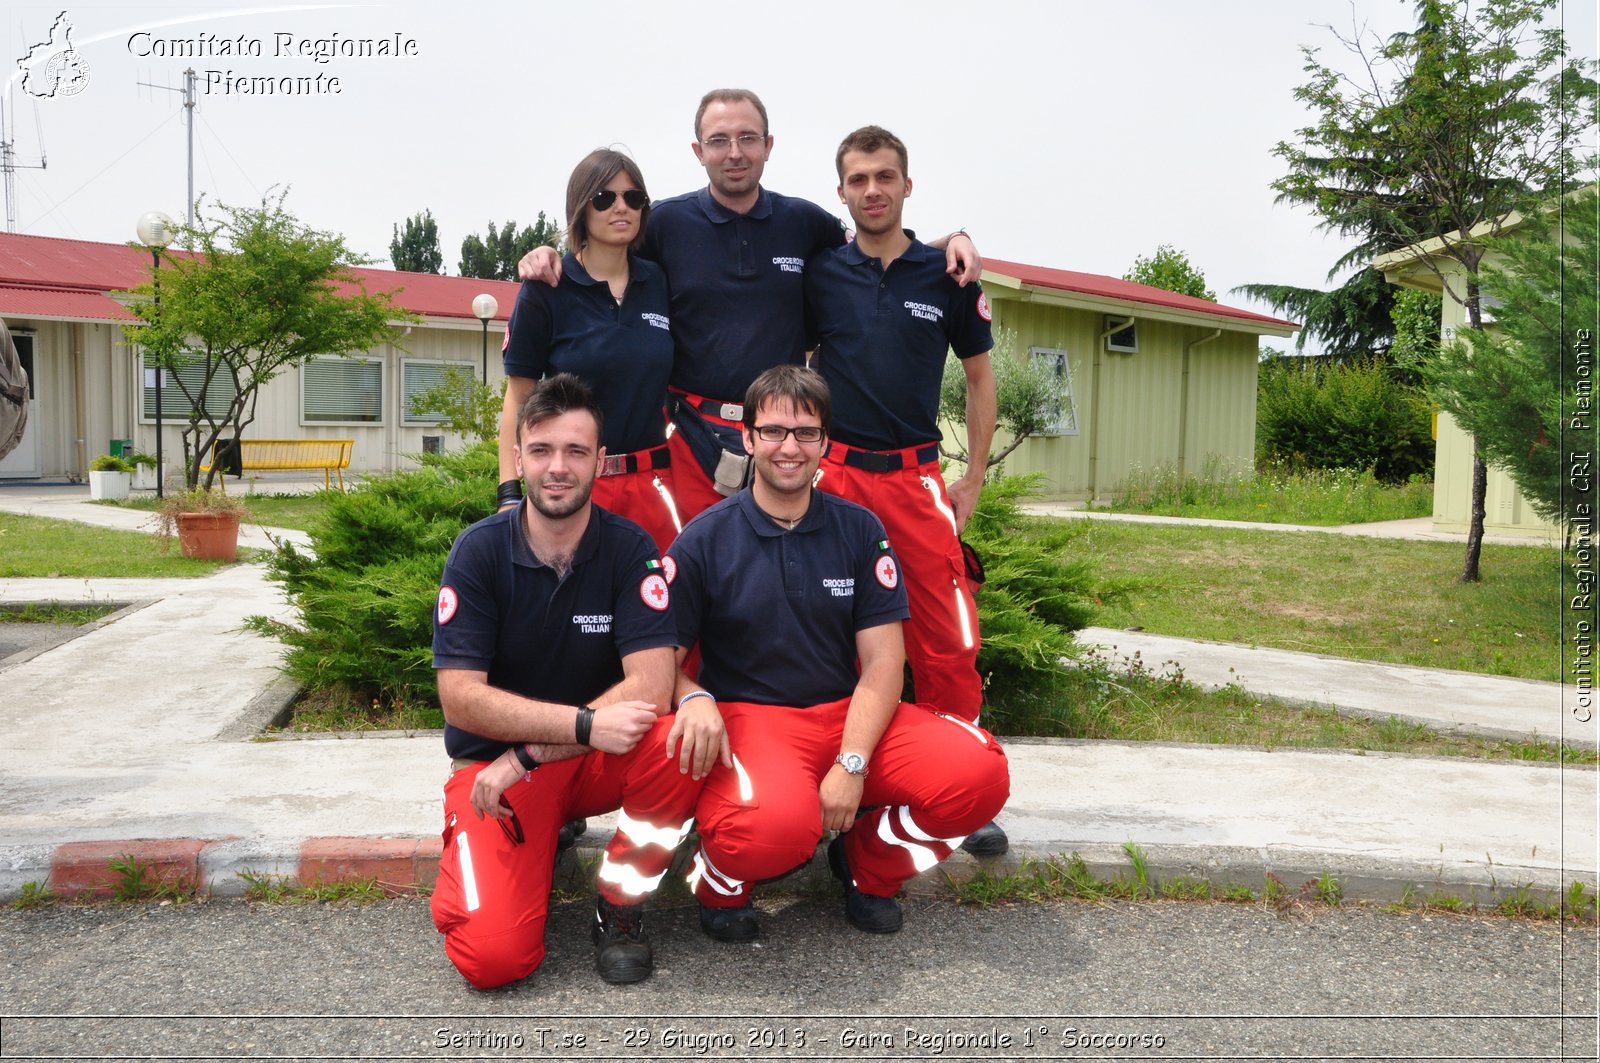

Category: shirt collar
[840, 231, 932, 267]
[734, 487, 823, 538]
[561, 250, 653, 289]
[509, 499, 605, 568]
[696, 185, 773, 223]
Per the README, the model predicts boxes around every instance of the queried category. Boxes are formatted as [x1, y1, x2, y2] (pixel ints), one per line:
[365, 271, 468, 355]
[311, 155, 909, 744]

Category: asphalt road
[1, 895, 1595, 1062]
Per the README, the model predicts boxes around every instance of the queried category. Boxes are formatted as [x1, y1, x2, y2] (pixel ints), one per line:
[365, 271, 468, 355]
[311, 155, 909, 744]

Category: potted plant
[88, 454, 134, 501]
[155, 487, 250, 560]
[126, 449, 161, 491]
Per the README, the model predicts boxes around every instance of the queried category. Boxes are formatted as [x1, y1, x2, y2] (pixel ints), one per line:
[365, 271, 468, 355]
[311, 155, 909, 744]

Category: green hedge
[1256, 357, 1433, 483]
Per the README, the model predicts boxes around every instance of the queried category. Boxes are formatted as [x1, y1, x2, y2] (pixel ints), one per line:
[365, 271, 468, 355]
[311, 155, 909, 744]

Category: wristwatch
[835, 751, 869, 776]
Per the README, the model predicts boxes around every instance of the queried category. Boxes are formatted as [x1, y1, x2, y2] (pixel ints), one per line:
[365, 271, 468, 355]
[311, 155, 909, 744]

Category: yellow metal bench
[202, 438, 354, 492]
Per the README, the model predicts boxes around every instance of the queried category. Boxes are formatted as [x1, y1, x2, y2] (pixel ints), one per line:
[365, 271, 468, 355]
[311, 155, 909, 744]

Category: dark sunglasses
[591, 188, 648, 212]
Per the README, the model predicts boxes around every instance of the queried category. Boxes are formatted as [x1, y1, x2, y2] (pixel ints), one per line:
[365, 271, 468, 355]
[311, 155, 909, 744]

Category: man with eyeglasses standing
[431, 374, 720, 990]
[806, 126, 1007, 856]
[663, 365, 1009, 943]
[520, 89, 981, 523]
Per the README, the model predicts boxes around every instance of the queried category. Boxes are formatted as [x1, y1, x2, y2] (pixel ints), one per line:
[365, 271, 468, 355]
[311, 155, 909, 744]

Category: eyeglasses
[700, 133, 767, 154]
[752, 424, 825, 444]
[591, 188, 649, 212]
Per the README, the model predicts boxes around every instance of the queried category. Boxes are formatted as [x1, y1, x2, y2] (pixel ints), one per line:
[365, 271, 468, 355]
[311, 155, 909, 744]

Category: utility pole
[137, 67, 196, 232]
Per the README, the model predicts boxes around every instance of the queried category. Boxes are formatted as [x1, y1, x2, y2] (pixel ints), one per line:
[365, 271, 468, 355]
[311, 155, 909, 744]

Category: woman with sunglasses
[498, 149, 680, 550]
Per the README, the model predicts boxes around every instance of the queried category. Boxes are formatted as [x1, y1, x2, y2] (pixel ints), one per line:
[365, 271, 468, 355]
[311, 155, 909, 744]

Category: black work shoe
[557, 818, 588, 853]
[959, 819, 1009, 857]
[698, 902, 760, 943]
[827, 836, 903, 934]
[591, 897, 653, 984]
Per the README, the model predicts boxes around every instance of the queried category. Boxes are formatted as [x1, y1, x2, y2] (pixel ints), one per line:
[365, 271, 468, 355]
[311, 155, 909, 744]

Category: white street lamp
[135, 211, 176, 498]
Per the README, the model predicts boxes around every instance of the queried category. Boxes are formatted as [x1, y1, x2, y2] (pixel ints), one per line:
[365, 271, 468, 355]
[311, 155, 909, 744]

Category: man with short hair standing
[806, 125, 1005, 854]
[521, 89, 981, 522]
[430, 374, 716, 990]
[665, 365, 1010, 942]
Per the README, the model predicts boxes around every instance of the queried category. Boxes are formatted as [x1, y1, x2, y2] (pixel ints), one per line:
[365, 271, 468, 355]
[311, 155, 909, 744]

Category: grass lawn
[1099, 463, 1435, 526]
[1060, 517, 1559, 682]
[993, 653, 1593, 764]
[0, 513, 239, 578]
[110, 491, 332, 533]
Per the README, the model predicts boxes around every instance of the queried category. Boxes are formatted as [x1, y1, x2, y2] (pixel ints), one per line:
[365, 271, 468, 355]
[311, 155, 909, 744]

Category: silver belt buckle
[600, 454, 628, 477]
[715, 401, 744, 421]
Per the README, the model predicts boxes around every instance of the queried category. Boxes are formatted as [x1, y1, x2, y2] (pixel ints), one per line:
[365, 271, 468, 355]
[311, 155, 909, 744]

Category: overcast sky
[4, 0, 1596, 344]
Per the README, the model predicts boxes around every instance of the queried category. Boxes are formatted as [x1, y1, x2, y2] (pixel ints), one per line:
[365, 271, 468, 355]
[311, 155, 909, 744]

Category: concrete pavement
[0, 481, 1594, 909]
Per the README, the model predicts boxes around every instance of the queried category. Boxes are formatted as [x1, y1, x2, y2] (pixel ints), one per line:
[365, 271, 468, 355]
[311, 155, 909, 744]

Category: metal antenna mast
[1, 92, 48, 232]
[137, 67, 196, 231]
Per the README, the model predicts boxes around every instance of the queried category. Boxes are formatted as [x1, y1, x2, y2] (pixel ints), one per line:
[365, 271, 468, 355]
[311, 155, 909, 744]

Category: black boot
[591, 896, 653, 984]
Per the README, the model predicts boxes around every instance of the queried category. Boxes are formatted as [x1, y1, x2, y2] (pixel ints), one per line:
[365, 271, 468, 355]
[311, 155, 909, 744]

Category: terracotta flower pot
[175, 511, 241, 561]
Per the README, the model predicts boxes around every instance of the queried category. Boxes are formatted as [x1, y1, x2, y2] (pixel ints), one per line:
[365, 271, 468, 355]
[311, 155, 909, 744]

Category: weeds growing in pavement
[237, 871, 395, 904]
[9, 881, 56, 909]
[109, 855, 196, 903]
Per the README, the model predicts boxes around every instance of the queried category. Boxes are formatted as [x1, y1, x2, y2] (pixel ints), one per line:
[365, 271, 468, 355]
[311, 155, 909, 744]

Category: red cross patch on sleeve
[640, 573, 670, 611]
[436, 586, 459, 625]
[976, 291, 992, 322]
[875, 555, 899, 590]
[662, 555, 677, 584]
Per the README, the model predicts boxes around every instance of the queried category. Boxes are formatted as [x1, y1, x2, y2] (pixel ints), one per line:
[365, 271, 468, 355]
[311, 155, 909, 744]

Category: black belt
[599, 446, 671, 477]
[837, 442, 940, 473]
[691, 396, 744, 421]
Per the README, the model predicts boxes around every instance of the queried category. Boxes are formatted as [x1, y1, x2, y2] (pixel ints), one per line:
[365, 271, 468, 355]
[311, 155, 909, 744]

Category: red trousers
[690, 698, 1009, 905]
[430, 717, 700, 990]
[816, 445, 984, 719]
[665, 418, 734, 525]
[591, 453, 682, 555]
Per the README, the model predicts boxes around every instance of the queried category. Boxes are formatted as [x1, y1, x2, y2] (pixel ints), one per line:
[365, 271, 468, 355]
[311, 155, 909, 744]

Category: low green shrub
[247, 442, 496, 709]
[1256, 357, 1433, 483]
[962, 475, 1123, 733]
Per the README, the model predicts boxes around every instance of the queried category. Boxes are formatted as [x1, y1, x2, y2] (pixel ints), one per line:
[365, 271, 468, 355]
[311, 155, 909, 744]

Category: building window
[303, 356, 383, 424]
[402, 361, 471, 425]
[1104, 315, 1138, 353]
[1029, 347, 1079, 436]
[140, 350, 238, 421]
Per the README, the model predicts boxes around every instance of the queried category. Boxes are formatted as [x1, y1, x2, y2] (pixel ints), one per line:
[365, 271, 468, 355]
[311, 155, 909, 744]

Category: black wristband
[496, 478, 523, 508]
[512, 743, 537, 773]
[574, 705, 595, 746]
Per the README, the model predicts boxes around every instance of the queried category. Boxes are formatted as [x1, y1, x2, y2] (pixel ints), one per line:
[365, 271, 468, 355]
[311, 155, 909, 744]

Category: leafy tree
[1270, 0, 1597, 580]
[1234, 268, 1401, 363]
[408, 366, 504, 444]
[1418, 187, 1599, 526]
[1123, 244, 1216, 301]
[389, 209, 443, 274]
[939, 328, 1071, 470]
[120, 192, 416, 490]
[1389, 286, 1442, 372]
[458, 212, 563, 280]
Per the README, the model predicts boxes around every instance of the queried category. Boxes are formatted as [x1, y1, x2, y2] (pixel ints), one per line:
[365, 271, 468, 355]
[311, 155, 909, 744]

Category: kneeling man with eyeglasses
[663, 365, 1010, 942]
[430, 374, 719, 989]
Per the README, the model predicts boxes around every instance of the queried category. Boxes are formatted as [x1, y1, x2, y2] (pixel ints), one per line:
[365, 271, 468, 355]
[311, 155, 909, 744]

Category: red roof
[983, 257, 1297, 331]
[0, 232, 520, 321]
[0, 285, 133, 322]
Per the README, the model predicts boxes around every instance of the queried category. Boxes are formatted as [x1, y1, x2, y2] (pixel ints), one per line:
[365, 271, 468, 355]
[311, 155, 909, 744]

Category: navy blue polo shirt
[502, 253, 674, 454]
[806, 238, 994, 450]
[432, 504, 677, 761]
[665, 489, 908, 707]
[643, 187, 845, 401]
